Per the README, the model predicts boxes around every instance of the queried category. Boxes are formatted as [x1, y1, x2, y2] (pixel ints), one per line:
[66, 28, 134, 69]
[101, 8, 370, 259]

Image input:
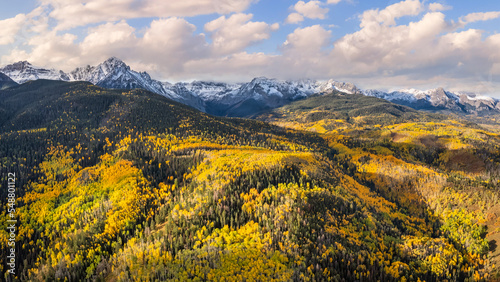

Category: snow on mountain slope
[316, 79, 362, 95]
[70, 57, 165, 95]
[208, 77, 328, 116]
[364, 87, 500, 114]
[0, 61, 70, 84]
[179, 81, 241, 100]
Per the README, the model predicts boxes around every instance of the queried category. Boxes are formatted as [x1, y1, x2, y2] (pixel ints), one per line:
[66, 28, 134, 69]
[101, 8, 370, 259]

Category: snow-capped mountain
[0, 58, 205, 111]
[0, 61, 70, 84]
[69, 57, 206, 111]
[204, 77, 319, 116]
[317, 80, 362, 95]
[70, 57, 163, 93]
[364, 87, 500, 115]
[0, 58, 373, 116]
[178, 81, 242, 101]
[1, 57, 499, 116]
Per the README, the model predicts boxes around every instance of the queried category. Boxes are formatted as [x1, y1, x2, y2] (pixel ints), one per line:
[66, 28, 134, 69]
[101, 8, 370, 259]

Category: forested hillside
[1, 82, 499, 281]
[259, 91, 500, 281]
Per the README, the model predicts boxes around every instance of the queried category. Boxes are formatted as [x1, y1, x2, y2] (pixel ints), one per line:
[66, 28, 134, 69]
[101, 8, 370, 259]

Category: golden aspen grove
[1, 80, 500, 281]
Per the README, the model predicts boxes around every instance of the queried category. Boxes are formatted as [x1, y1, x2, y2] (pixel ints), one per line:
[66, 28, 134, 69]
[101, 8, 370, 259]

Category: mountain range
[1, 66, 499, 281]
[1, 57, 499, 116]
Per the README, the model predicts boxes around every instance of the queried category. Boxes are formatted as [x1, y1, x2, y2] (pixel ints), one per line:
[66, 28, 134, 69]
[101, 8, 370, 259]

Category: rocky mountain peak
[0, 61, 70, 84]
[100, 57, 129, 71]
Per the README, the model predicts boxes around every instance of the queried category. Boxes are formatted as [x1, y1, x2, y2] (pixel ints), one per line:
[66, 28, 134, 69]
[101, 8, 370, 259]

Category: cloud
[183, 52, 278, 82]
[276, 25, 332, 79]
[21, 31, 80, 67]
[0, 14, 27, 45]
[2, 17, 209, 75]
[139, 18, 209, 73]
[285, 1, 329, 24]
[285, 13, 305, 24]
[79, 20, 138, 63]
[205, 13, 279, 55]
[360, 0, 424, 27]
[283, 25, 331, 54]
[167, 25, 333, 81]
[82, 21, 137, 50]
[295, 1, 329, 19]
[3, 0, 500, 95]
[428, 3, 451, 12]
[0, 7, 47, 45]
[41, 0, 258, 30]
[460, 11, 500, 24]
[323, 1, 500, 94]
[332, 10, 453, 76]
[326, 0, 342, 4]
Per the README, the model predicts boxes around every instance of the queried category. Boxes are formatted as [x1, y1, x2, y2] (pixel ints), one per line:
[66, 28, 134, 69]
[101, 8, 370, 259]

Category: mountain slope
[257, 90, 432, 130]
[258, 89, 500, 280]
[0, 72, 17, 90]
[1, 81, 498, 281]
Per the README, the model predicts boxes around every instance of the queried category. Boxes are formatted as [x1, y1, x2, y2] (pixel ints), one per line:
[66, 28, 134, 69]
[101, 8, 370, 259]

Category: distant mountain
[1, 57, 498, 116]
[0, 58, 205, 111]
[0, 61, 70, 83]
[0, 58, 362, 117]
[201, 78, 364, 117]
[69, 57, 206, 111]
[0, 72, 18, 90]
[364, 87, 500, 115]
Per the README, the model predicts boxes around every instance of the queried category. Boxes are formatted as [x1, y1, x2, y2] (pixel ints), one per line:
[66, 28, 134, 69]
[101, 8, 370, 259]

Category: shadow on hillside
[491, 240, 498, 256]
[357, 171, 434, 221]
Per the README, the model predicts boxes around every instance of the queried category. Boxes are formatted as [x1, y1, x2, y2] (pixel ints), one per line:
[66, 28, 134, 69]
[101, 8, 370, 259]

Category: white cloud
[205, 13, 278, 55]
[22, 31, 80, 68]
[79, 20, 138, 63]
[184, 52, 278, 82]
[327, 0, 342, 4]
[323, 1, 500, 94]
[286, 1, 329, 24]
[2, 17, 209, 75]
[360, 0, 424, 27]
[332, 11, 451, 75]
[460, 11, 500, 24]
[82, 21, 137, 50]
[283, 25, 331, 54]
[42, 0, 258, 30]
[277, 25, 332, 79]
[3, 0, 500, 95]
[295, 1, 329, 19]
[0, 7, 47, 46]
[134, 18, 209, 75]
[428, 3, 451, 12]
[0, 14, 27, 45]
[285, 13, 305, 24]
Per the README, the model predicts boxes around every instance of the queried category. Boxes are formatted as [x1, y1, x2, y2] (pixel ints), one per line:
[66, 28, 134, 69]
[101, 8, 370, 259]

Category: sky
[1, 0, 500, 96]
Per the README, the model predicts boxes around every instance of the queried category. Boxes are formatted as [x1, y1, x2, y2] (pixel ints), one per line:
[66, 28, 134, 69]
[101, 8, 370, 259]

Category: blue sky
[1, 0, 500, 95]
